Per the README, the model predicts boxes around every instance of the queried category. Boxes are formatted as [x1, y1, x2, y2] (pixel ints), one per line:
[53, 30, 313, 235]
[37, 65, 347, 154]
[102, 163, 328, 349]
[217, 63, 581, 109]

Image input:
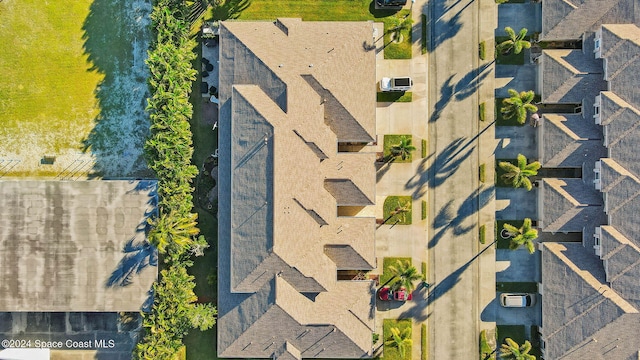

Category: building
[217, 18, 378, 359]
[536, 18, 640, 358]
[0, 180, 157, 312]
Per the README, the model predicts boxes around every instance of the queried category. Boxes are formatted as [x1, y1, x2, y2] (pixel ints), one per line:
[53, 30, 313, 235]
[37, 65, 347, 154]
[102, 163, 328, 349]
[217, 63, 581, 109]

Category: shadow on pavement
[426, 240, 495, 305]
[430, 63, 493, 123]
[428, 186, 493, 249]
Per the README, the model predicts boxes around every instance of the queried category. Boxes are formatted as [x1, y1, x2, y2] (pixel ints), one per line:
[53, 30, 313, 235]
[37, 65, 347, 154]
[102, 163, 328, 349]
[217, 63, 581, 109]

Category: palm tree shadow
[426, 241, 494, 305]
[106, 239, 158, 287]
[428, 186, 494, 249]
[107, 180, 159, 288]
[210, 0, 251, 21]
[428, 0, 472, 52]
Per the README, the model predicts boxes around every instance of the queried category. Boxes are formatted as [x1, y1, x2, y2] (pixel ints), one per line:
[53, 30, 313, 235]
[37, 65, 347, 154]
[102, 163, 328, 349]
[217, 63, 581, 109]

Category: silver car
[500, 293, 536, 307]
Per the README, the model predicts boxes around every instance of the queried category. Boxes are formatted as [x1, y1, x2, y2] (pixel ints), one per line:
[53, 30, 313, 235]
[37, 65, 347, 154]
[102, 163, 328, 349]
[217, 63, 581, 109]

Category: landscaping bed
[496, 325, 526, 347]
[380, 257, 412, 285]
[495, 36, 528, 65]
[383, 135, 414, 163]
[383, 196, 413, 225]
[383, 318, 413, 360]
[495, 220, 525, 249]
[377, 91, 413, 103]
[496, 282, 538, 293]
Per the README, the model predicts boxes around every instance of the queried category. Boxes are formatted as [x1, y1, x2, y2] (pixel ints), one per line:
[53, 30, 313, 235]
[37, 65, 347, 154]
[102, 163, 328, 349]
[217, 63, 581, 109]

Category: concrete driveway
[495, 187, 538, 220]
[493, 293, 541, 326]
[496, 248, 540, 282]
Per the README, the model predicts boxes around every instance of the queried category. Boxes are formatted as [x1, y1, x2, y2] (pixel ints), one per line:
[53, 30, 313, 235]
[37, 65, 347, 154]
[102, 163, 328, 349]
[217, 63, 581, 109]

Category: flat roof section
[0, 180, 158, 312]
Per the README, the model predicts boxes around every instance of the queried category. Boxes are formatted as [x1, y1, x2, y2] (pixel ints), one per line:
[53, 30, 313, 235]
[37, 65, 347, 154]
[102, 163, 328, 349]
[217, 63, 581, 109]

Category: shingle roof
[217, 19, 377, 359]
[600, 24, 640, 109]
[541, 178, 607, 233]
[540, 113, 606, 170]
[0, 180, 157, 312]
[540, 48, 607, 104]
[541, 0, 639, 40]
[541, 242, 640, 359]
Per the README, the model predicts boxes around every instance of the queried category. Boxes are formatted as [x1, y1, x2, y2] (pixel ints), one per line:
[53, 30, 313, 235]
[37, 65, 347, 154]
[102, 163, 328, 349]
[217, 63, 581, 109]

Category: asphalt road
[426, 0, 483, 357]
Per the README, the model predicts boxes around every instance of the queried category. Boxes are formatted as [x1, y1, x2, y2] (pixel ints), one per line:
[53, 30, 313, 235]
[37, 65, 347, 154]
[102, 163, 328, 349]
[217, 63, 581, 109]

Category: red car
[378, 286, 412, 301]
[393, 287, 413, 301]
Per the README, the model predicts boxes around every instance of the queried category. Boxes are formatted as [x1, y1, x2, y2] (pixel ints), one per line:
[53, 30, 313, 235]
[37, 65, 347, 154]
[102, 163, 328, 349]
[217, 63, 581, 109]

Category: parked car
[378, 287, 392, 301]
[376, 0, 408, 7]
[500, 293, 536, 307]
[378, 286, 413, 302]
[393, 287, 413, 301]
[379, 77, 413, 92]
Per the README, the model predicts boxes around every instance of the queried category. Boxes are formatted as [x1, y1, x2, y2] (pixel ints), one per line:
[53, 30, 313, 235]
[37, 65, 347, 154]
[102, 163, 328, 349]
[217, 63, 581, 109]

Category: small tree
[496, 27, 531, 55]
[501, 89, 538, 124]
[385, 327, 412, 358]
[499, 154, 540, 191]
[503, 218, 538, 254]
[388, 260, 423, 292]
[500, 338, 536, 360]
[391, 136, 417, 161]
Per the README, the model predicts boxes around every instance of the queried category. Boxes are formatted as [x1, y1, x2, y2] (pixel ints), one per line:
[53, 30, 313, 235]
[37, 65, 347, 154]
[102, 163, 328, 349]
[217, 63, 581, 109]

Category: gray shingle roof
[0, 180, 157, 312]
[541, 242, 640, 359]
[600, 24, 640, 110]
[540, 113, 606, 169]
[541, 0, 639, 40]
[541, 178, 606, 232]
[217, 19, 377, 359]
[540, 47, 607, 104]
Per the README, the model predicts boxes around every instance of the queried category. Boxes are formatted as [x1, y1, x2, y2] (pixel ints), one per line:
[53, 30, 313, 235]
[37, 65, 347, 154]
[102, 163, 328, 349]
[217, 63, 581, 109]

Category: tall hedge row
[134, 1, 216, 358]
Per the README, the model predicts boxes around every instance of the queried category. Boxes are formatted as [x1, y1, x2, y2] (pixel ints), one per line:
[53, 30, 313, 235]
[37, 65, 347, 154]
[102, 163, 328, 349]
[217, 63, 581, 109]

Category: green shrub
[421, 200, 427, 220]
[479, 41, 486, 60]
[422, 324, 427, 360]
[479, 102, 486, 121]
[479, 163, 486, 183]
[480, 329, 494, 359]
[479, 224, 486, 244]
[421, 261, 427, 277]
[421, 14, 427, 54]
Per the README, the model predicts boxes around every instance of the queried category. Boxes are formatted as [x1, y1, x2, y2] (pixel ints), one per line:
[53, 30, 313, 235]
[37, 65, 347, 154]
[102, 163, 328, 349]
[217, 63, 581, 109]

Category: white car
[380, 77, 413, 92]
[500, 293, 536, 307]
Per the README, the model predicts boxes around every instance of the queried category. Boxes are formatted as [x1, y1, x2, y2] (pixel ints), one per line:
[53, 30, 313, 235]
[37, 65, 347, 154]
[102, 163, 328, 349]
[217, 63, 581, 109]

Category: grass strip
[479, 224, 486, 244]
[377, 91, 413, 102]
[496, 282, 538, 293]
[479, 163, 486, 183]
[479, 41, 486, 60]
[479, 102, 486, 121]
[421, 139, 427, 158]
[421, 200, 427, 220]
[421, 323, 427, 360]
[421, 14, 427, 55]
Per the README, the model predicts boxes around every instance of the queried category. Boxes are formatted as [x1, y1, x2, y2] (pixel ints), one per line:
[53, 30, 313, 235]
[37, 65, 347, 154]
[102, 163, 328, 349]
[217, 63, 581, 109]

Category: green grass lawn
[383, 135, 415, 163]
[496, 325, 526, 349]
[383, 319, 412, 360]
[377, 92, 413, 103]
[495, 220, 525, 249]
[383, 196, 413, 225]
[495, 36, 527, 65]
[216, 0, 412, 59]
[183, 40, 220, 360]
[380, 257, 412, 285]
[496, 282, 538, 293]
[0, 0, 150, 177]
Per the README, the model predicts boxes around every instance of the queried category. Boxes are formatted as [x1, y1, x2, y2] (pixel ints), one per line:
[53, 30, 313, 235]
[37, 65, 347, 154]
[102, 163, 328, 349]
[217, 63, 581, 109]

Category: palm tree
[501, 89, 538, 124]
[500, 338, 536, 360]
[388, 260, 423, 292]
[499, 154, 540, 191]
[503, 218, 538, 254]
[391, 136, 416, 161]
[389, 18, 412, 42]
[385, 327, 412, 358]
[147, 211, 200, 254]
[496, 27, 531, 55]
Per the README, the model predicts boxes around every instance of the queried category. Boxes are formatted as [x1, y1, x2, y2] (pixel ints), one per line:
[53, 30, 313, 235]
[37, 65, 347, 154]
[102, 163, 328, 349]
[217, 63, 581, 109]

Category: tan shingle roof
[217, 19, 377, 359]
[0, 180, 157, 312]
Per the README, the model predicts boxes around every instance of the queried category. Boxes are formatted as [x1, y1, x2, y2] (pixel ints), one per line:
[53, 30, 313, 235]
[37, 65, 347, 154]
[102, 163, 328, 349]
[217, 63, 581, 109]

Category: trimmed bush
[421, 14, 427, 54]
[421, 139, 427, 158]
[422, 324, 427, 360]
[479, 102, 486, 121]
[479, 163, 486, 183]
[479, 41, 486, 60]
[479, 224, 486, 244]
[421, 200, 427, 220]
